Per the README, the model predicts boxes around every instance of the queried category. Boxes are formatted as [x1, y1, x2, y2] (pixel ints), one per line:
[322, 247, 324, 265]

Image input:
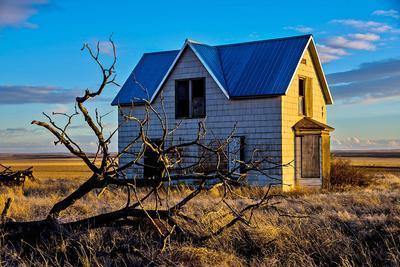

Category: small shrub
[330, 158, 371, 187]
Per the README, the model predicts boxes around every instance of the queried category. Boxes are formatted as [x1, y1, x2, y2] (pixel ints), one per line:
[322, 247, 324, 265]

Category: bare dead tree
[0, 37, 287, 247]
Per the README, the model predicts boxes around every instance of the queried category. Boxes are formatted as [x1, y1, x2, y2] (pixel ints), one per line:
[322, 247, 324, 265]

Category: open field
[333, 150, 400, 173]
[0, 153, 98, 180]
[0, 153, 399, 266]
[1, 150, 399, 180]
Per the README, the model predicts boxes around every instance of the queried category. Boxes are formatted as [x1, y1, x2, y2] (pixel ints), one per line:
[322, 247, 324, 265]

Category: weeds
[330, 158, 372, 187]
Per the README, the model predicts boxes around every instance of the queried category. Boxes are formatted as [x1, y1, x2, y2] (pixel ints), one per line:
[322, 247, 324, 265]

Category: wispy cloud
[327, 58, 400, 104]
[372, 9, 400, 19]
[96, 41, 116, 55]
[331, 19, 398, 33]
[325, 36, 377, 51]
[0, 85, 80, 104]
[0, 126, 118, 153]
[284, 25, 313, 33]
[317, 33, 380, 62]
[0, 85, 113, 104]
[0, 127, 43, 138]
[0, 127, 110, 153]
[0, 0, 49, 28]
[316, 44, 349, 63]
[332, 137, 400, 150]
[348, 33, 380, 41]
[318, 29, 385, 62]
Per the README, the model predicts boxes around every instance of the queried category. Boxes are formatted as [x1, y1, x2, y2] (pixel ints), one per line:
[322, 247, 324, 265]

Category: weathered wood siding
[281, 48, 328, 189]
[118, 47, 283, 185]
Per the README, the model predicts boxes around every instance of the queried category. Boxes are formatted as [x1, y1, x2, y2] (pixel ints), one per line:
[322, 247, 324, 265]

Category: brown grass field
[0, 154, 399, 266]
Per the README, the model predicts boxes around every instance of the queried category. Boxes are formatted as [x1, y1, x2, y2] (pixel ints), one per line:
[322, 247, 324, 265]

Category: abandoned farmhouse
[112, 34, 334, 189]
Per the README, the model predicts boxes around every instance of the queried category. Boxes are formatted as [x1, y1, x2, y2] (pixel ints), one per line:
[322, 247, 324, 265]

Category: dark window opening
[175, 78, 205, 119]
[299, 78, 306, 115]
[191, 79, 205, 118]
[175, 80, 190, 118]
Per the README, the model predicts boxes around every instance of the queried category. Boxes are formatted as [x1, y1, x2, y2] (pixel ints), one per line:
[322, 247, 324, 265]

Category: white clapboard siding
[118, 47, 284, 186]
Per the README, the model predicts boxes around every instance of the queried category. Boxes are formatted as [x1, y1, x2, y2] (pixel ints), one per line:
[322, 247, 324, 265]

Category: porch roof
[293, 117, 334, 132]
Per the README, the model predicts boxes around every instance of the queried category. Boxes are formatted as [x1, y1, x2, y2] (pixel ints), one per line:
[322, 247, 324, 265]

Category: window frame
[298, 77, 306, 116]
[175, 77, 206, 119]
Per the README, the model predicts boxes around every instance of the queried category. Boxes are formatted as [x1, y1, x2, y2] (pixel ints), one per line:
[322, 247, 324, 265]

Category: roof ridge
[215, 34, 312, 48]
[143, 49, 180, 55]
[142, 35, 312, 55]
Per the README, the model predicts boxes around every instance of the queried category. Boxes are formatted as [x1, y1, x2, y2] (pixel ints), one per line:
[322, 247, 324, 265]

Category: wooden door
[301, 135, 320, 178]
[144, 140, 163, 179]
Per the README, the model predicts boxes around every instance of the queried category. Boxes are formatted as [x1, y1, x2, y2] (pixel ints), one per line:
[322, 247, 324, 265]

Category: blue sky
[0, 0, 400, 152]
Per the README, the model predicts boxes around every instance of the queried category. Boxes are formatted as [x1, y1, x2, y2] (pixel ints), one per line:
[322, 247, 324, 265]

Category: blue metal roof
[111, 50, 179, 105]
[112, 35, 313, 105]
[190, 42, 228, 92]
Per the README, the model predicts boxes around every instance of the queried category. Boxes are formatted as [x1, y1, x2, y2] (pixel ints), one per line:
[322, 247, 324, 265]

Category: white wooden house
[112, 34, 334, 189]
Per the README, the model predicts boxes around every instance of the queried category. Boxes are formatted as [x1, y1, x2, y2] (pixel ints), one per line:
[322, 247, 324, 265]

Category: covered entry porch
[293, 117, 334, 188]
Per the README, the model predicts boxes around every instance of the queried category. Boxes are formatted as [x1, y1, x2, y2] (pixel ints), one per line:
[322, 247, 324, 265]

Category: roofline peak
[185, 38, 204, 45]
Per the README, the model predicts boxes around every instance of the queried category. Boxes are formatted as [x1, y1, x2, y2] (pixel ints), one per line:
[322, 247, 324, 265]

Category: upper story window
[298, 77, 313, 117]
[298, 78, 306, 116]
[175, 78, 206, 119]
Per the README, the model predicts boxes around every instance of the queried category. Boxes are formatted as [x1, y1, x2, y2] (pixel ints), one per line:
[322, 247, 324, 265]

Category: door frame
[299, 134, 322, 179]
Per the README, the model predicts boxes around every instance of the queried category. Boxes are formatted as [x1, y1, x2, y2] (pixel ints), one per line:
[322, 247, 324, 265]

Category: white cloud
[372, 9, 400, 19]
[98, 41, 116, 55]
[331, 19, 396, 33]
[284, 25, 313, 33]
[317, 44, 348, 56]
[50, 104, 70, 114]
[332, 136, 400, 150]
[348, 33, 380, 41]
[0, 0, 48, 28]
[318, 32, 381, 62]
[0, 85, 112, 104]
[316, 44, 349, 63]
[86, 40, 117, 55]
[319, 53, 340, 63]
[325, 36, 377, 51]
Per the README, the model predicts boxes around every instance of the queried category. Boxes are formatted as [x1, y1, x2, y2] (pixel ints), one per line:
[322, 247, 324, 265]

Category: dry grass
[0, 159, 399, 266]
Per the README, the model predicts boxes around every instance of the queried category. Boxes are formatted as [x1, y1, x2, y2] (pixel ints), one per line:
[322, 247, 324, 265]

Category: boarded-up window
[301, 135, 320, 178]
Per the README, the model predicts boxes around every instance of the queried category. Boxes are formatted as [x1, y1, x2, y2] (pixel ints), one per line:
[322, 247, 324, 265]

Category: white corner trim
[150, 39, 230, 103]
[309, 37, 333, 104]
[284, 36, 333, 105]
[284, 36, 312, 96]
[188, 43, 230, 99]
[149, 39, 189, 102]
